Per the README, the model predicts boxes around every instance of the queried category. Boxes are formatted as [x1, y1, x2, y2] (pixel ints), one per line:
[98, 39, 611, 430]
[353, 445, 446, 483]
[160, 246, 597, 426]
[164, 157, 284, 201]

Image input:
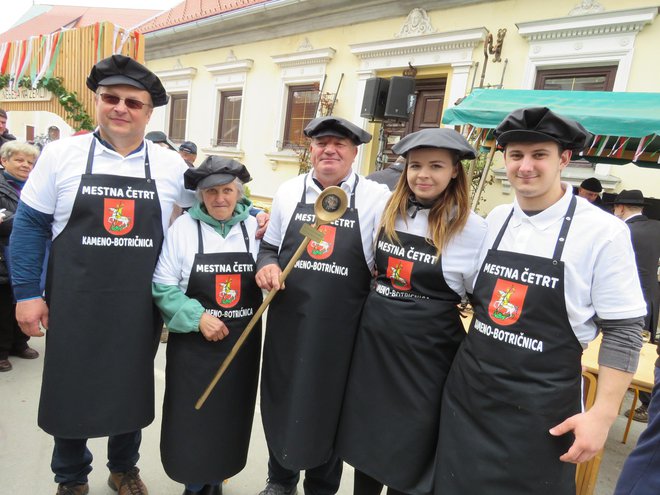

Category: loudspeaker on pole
[384, 76, 416, 120]
[360, 77, 389, 121]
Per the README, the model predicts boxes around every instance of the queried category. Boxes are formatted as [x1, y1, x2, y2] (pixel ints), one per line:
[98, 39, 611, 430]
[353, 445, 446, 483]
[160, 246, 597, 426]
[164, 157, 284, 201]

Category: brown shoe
[10, 346, 39, 359]
[108, 467, 149, 495]
[0, 359, 11, 372]
[625, 404, 649, 423]
[55, 483, 89, 495]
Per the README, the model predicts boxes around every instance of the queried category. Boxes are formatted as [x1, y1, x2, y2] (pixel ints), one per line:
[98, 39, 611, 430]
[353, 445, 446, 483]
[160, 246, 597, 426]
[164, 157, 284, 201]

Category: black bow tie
[408, 196, 432, 218]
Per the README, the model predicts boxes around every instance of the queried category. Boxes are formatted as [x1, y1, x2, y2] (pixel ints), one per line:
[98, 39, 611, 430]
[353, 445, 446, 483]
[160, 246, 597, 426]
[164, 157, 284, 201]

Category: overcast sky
[1, 0, 182, 35]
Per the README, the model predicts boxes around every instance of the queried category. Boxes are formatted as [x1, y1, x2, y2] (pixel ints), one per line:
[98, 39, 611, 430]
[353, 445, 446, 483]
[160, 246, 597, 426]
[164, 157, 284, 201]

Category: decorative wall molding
[156, 67, 197, 82]
[395, 8, 437, 38]
[272, 47, 336, 69]
[351, 28, 486, 61]
[568, 1, 605, 17]
[517, 7, 656, 41]
[205, 59, 254, 78]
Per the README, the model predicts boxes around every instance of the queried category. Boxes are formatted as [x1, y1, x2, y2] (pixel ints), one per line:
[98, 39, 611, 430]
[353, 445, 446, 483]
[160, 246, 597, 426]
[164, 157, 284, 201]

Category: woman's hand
[199, 312, 229, 341]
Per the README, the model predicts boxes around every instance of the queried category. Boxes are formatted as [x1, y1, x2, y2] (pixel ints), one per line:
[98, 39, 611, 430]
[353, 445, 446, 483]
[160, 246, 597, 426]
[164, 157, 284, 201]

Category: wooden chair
[575, 371, 604, 495]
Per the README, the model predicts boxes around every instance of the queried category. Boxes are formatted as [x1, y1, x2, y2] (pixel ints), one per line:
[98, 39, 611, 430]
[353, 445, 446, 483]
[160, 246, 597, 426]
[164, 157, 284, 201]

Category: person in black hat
[612, 190, 660, 425]
[576, 177, 602, 202]
[435, 107, 646, 495]
[152, 157, 261, 495]
[9, 54, 195, 495]
[145, 130, 178, 152]
[255, 115, 389, 495]
[179, 141, 198, 167]
[336, 127, 487, 495]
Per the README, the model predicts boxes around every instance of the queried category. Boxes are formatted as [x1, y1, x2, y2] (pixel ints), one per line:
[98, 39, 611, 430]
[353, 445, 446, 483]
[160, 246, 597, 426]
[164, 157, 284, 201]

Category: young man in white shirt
[435, 107, 647, 495]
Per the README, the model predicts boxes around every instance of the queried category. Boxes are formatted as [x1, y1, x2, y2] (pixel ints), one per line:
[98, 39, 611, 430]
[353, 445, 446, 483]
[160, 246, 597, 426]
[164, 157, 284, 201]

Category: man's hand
[16, 298, 49, 337]
[256, 263, 283, 291]
[199, 312, 229, 342]
[550, 366, 632, 464]
[255, 211, 270, 240]
[549, 408, 611, 463]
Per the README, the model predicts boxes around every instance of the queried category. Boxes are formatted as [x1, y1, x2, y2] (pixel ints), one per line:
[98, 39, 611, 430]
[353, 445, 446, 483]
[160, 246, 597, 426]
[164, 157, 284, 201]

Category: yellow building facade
[142, 0, 660, 212]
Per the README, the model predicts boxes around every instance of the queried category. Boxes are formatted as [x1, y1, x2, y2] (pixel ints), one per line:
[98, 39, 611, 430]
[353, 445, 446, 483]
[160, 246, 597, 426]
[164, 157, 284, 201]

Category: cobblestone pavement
[0, 336, 647, 494]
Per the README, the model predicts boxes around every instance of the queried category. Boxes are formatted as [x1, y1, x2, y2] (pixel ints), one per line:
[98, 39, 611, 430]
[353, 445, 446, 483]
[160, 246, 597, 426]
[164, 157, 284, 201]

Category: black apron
[261, 174, 372, 470]
[40, 139, 163, 438]
[161, 220, 262, 484]
[337, 228, 465, 495]
[436, 196, 583, 495]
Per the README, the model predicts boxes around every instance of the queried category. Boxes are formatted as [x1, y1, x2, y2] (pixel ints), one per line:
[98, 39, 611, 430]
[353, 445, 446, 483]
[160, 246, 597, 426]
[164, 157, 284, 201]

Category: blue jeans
[267, 448, 343, 495]
[51, 431, 141, 485]
[615, 365, 660, 494]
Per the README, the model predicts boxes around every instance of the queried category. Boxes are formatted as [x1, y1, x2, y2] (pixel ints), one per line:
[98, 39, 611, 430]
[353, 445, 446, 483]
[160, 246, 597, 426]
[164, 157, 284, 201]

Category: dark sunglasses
[99, 93, 151, 110]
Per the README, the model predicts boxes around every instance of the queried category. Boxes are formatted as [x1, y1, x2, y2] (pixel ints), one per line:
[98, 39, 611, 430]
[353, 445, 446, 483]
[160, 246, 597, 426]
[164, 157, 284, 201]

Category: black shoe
[201, 485, 222, 495]
[258, 483, 297, 495]
[183, 485, 222, 495]
[55, 483, 89, 495]
[9, 346, 39, 359]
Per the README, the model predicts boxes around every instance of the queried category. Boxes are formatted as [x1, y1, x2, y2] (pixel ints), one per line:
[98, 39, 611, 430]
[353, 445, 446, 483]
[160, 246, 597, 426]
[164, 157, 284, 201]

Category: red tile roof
[138, 0, 272, 34]
[0, 5, 160, 44]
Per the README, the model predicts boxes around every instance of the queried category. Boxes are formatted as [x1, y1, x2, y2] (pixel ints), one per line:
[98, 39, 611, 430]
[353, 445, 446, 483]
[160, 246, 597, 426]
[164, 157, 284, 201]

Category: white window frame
[267, 47, 335, 169]
[204, 59, 253, 160]
[154, 67, 197, 143]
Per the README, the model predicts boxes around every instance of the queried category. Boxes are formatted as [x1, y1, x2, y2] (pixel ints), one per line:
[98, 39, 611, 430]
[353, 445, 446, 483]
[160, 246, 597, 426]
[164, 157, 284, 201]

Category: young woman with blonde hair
[337, 128, 487, 495]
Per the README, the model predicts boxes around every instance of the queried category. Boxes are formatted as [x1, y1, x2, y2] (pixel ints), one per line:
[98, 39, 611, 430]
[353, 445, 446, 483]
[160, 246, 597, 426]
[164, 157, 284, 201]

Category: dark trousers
[640, 391, 651, 407]
[353, 470, 408, 495]
[615, 365, 660, 494]
[51, 431, 141, 485]
[0, 284, 28, 358]
[267, 448, 343, 495]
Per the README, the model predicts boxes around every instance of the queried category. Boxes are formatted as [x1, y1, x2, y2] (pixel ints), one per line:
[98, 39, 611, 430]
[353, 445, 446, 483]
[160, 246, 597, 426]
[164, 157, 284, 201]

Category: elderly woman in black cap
[336, 128, 487, 495]
[152, 156, 263, 495]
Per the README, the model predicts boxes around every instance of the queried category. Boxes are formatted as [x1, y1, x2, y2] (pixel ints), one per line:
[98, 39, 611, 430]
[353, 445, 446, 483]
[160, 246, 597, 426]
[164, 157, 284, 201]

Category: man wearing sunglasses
[9, 54, 195, 495]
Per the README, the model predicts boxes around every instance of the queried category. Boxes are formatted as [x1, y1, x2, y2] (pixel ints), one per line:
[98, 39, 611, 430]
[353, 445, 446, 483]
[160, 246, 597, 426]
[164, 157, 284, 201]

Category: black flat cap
[145, 131, 177, 151]
[87, 54, 169, 107]
[184, 156, 252, 190]
[304, 116, 372, 145]
[612, 189, 646, 206]
[392, 128, 476, 160]
[179, 141, 197, 154]
[494, 107, 591, 151]
[580, 177, 602, 193]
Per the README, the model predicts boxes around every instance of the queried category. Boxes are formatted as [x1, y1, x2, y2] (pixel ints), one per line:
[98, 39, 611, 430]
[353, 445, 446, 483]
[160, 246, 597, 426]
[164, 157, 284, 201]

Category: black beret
[579, 177, 602, 193]
[179, 141, 197, 154]
[145, 131, 177, 151]
[392, 128, 476, 160]
[612, 189, 646, 206]
[87, 54, 169, 107]
[494, 107, 591, 151]
[184, 156, 252, 190]
[304, 116, 372, 145]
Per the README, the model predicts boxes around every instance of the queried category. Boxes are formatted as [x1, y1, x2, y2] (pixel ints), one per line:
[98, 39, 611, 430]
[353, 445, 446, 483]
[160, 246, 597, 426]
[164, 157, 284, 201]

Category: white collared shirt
[21, 133, 194, 238]
[479, 183, 646, 345]
[263, 171, 390, 268]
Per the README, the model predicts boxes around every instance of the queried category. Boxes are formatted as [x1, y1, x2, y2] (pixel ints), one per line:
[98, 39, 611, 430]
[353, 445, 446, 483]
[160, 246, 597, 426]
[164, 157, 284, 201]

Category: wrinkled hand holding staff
[196, 186, 349, 409]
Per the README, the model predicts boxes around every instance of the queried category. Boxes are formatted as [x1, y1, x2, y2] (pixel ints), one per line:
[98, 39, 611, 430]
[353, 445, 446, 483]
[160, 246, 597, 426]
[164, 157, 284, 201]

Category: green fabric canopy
[443, 89, 660, 137]
[442, 89, 660, 167]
